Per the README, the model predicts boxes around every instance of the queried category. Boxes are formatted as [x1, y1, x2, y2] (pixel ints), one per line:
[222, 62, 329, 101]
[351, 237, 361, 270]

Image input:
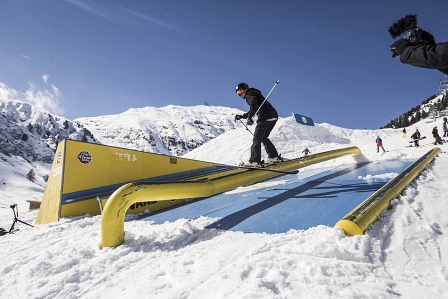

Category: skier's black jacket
[242, 87, 278, 122]
[432, 128, 440, 138]
[400, 42, 448, 75]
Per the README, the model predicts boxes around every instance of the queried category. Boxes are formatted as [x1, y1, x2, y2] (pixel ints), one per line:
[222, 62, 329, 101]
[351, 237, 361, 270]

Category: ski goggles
[236, 89, 245, 96]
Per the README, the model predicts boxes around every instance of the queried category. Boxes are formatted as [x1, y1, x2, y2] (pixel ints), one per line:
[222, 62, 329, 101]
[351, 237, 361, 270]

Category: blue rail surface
[140, 160, 414, 233]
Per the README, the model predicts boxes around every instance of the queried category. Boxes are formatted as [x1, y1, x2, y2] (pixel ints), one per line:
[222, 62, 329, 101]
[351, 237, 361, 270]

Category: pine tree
[415, 110, 421, 122]
[26, 169, 35, 182]
[402, 115, 410, 127]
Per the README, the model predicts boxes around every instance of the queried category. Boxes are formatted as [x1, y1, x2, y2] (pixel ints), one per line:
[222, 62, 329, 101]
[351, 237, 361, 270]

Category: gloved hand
[234, 114, 243, 121]
[247, 119, 254, 126]
[390, 38, 411, 58]
[420, 29, 435, 44]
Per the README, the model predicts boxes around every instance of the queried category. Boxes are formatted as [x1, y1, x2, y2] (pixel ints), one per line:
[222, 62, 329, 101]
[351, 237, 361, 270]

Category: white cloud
[0, 83, 19, 101]
[42, 74, 50, 84]
[123, 8, 182, 32]
[65, 0, 114, 21]
[0, 82, 65, 116]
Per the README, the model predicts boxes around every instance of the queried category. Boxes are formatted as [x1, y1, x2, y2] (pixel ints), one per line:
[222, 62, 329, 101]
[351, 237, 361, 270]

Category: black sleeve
[400, 42, 448, 72]
[244, 92, 259, 119]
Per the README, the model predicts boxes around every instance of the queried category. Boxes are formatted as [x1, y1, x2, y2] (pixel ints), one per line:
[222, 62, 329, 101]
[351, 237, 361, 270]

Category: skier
[302, 147, 311, 157]
[443, 117, 448, 137]
[432, 127, 443, 145]
[234, 83, 281, 167]
[402, 127, 406, 138]
[410, 129, 420, 147]
[375, 136, 386, 153]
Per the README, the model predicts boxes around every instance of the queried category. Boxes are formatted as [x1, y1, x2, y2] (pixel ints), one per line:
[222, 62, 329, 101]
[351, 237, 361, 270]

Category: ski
[409, 136, 426, 143]
[238, 165, 299, 175]
[213, 163, 299, 175]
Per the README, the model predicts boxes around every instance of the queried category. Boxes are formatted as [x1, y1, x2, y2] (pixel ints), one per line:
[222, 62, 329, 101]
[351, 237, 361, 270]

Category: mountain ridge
[75, 104, 244, 156]
[0, 100, 99, 163]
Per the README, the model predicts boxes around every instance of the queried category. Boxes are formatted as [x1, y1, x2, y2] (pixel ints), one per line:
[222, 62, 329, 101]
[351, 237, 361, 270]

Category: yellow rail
[336, 147, 442, 236]
[101, 146, 362, 248]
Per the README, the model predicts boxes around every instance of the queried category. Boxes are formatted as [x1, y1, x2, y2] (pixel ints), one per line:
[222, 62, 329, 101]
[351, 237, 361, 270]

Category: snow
[1, 115, 447, 299]
[74, 105, 244, 155]
[0, 156, 46, 214]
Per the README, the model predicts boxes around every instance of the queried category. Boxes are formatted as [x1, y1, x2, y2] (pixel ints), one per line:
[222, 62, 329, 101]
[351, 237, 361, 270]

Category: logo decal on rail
[56, 151, 62, 164]
[78, 150, 92, 164]
[115, 152, 137, 162]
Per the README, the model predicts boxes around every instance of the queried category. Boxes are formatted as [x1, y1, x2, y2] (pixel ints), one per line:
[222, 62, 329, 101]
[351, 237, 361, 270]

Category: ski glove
[390, 38, 411, 58]
[247, 119, 254, 126]
[235, 113, 249, 121]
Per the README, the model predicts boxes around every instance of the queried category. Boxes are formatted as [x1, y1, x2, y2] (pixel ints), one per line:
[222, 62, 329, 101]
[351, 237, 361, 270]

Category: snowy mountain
[0, 100, 99, 163]
[75, 105, 244, 156]
[381, 91, 448, 129]
[0, 100, 101, 191]
[0, 99, 245, 161]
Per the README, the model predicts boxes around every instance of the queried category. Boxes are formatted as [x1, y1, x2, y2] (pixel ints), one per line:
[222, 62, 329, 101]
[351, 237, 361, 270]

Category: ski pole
[239, 119, 253, 135]
[251, 80, 279, 121]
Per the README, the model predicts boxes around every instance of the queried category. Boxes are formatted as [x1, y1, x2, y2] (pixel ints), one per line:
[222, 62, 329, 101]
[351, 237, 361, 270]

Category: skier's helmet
[236, 83, 249, 96]
[444, 117, 447, 121]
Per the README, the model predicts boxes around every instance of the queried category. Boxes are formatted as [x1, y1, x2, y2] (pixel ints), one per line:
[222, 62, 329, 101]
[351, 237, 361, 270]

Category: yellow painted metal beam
[101, 146, 362, 248]
[336, 147, 442, 236]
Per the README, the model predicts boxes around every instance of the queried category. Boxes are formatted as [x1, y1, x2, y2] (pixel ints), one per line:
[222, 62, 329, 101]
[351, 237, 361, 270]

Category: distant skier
[432, 126, 443, 145]
[302, 147, 311, 157]
[376, 136, 386, 153]
[234, 83, 281, 167]
[443, 117, 448, 137]
[402, 128, 406, 138]
[410, 130, 420, 147]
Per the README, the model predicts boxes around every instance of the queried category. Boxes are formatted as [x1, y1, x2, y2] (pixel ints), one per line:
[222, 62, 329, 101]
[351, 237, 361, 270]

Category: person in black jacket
[443, 117, 448, 137]
[234, 83, 280, 167]
[390, 29, 448, 75]
[410, 129, 421, 147]
[432, 126, 443, 145]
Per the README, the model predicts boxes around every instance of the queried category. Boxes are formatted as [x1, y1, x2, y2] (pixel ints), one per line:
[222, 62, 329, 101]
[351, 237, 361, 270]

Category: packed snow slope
[1, 116, 447, 299]
[183, 117, 434, 167]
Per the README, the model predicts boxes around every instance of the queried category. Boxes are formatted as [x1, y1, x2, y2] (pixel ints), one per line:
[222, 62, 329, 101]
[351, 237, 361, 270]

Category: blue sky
[1, 0, 447, 129]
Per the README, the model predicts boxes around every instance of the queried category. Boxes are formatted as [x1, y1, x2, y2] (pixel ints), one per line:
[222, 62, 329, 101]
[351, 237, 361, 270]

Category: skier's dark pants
[444, 131, 448, 137]
[250, 120, 278, 163]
